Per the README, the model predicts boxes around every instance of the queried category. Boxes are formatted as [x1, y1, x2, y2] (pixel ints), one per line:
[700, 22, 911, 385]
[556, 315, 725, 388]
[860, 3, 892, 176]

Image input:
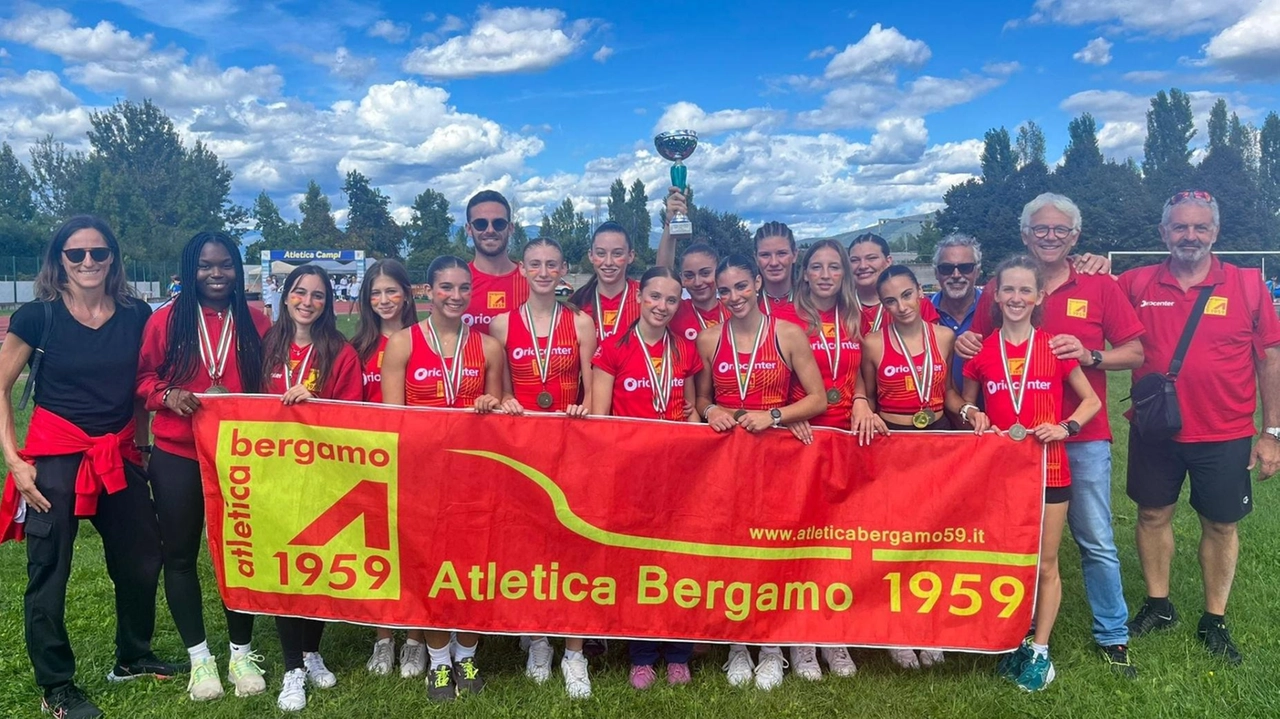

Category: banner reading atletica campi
[194, 396, 1045, 652]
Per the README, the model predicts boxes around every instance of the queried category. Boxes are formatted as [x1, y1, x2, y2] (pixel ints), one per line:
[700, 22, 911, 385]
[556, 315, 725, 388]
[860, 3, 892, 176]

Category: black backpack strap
[1168, 286, 1214, 379]
[17, 301, 53, 411]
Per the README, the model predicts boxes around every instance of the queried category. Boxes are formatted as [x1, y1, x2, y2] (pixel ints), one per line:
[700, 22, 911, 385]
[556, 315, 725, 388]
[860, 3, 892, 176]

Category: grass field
[1, 371, 1277, 718]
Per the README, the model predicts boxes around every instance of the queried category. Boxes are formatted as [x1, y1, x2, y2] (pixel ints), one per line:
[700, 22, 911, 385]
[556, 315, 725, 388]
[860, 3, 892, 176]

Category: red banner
[194, 396, 1044, 652]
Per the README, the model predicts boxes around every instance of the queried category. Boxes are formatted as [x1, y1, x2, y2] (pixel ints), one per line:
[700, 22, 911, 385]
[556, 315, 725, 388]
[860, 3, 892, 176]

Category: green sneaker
[426, 663, 456, 702]
[454, 657, 486, 694]
[1015, 651, 1056, 692]
[187, 656, 224, 701]
[997, 639, 1033, 681]
[227, 652, 267, 697]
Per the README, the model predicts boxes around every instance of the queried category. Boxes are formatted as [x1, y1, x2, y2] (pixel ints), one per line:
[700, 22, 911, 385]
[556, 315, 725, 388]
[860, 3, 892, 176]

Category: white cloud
[798, 73, 1006, 130]
[823, 24, 931, 82]
[1025, 0, 1256, 36]
[0, 47, 9, 58]
[1122, 70, 1171, 82]
[438, 14, 467, 34]
[368, 19, 410, 43]
[0, 69, 79, 108]
[808, 46, 838, 60]
[0, 8, 151, 62]
[1095, 120, 1146, 160]
[1203, 0, 1280, 80]
[109, 0, 237, 31]
[848, 117, 929, 165]
[312, 47, 377, 83]
[1060, 88, 1258, 161]
[1073, 37, 1113, 65]
[982, 61, 1023, 76]
[653, 101, 784, 137]
[403, 7, 588, 78]
[593, 45, 613, 62]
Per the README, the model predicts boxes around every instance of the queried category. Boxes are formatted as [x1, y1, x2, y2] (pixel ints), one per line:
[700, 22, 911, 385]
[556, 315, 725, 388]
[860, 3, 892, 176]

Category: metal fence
[0, 256, 179, 303]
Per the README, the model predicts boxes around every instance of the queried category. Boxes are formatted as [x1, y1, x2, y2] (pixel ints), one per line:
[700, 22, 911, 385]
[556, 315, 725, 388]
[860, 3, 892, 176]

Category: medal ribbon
[638, 329, 674, 417]
[891, 322, 934, 412]
[197, 310, 234, 385]
[871, 304, 885, 333]
[284, 344, 314, 390]
[594, 286, 625, 340]
[725, 316, 767, 407]
[694, 302, 724, 330]
[999, 328, 1036, 423]
[820, 306, 843, 389]
[523, 303, 561, 389]
[426, 318, 467, 406]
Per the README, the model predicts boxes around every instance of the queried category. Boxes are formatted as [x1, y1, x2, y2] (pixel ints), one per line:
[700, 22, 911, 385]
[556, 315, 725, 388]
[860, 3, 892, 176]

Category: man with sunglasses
[464, 190, 530, 334]
[956, 192, 1145, 678]
[930, 234, 982, 389]
[1118, 190, 1280, 666]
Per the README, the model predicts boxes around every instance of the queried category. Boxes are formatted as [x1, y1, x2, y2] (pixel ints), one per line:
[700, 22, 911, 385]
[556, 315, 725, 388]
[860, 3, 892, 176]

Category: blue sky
[1, 0, 1277, 239]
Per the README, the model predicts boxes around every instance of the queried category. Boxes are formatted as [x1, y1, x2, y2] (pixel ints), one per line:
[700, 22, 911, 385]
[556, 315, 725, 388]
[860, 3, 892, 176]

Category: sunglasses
[1028, 225, 1076, 240]
[937, 262, 976, 276]
[1168, 189, 1214, 205]
[63, 247, 112, 263]
[470, 218, 510, 233]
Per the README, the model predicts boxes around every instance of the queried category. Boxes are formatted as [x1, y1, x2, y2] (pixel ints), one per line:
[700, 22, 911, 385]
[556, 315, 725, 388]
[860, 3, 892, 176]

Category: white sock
[454, 641, 477, 661]
[373, 637, 392, 647]
[404, 638, 423, 648]
[759, 646, 783, 656]
[1031, 642, 1049, 658]
[187, 641, 212, 662]
[428, 645, 451, 669]
[230, 642, 252, 658]
[563, 649, 585, 663]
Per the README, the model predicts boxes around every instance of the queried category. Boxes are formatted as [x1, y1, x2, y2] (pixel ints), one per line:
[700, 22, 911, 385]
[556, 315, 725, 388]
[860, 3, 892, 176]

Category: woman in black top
[0, 216, 184, 719]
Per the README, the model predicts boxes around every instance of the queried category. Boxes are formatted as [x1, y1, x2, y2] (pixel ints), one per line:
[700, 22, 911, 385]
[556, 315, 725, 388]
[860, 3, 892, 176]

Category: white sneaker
[918, 649, 945, 668]
[525, 639, 553, 684]
[187, 655, 224, 701]
[754, 651, 788, 691]
[723, 645, 755, 687]
[561, 654, 591, 699]
[277, 668, 307, 712]
[789, 645, 822, 681]
[399, 642, 426, 678]
[366, 638, 395, 675]
[302, 652, 336, 688]
[227, 651, 267, 697]
[888, 648, 921, 669]
[820, 646, 857, 677]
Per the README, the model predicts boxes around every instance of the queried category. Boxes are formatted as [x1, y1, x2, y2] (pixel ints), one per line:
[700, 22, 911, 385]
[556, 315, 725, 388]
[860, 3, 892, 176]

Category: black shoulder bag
[16, 301, 53, 411]
[1129, 286, 1213, 441]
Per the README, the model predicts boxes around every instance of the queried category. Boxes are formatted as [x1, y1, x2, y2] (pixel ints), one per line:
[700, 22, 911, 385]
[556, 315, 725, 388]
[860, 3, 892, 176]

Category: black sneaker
[454, 657, 486, 694]
[1197, 617, 1243, 666]
[1099, 644, 1137, 678]
[1127, 600, 1178, 638]
[41, 683, 103, 719]
[106, 653, 189, 682]
[583, 638, 608, 658]
[426, 663, 456, 702]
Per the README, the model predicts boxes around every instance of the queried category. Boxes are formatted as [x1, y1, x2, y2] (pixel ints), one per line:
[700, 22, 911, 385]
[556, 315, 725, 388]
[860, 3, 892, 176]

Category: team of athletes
[3, 186, 1276, 718]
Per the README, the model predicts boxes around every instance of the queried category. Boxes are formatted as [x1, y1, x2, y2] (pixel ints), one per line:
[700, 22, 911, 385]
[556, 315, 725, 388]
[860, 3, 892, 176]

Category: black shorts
[1126, 433, 1254, 523]
[1045, 485, 1070, 505]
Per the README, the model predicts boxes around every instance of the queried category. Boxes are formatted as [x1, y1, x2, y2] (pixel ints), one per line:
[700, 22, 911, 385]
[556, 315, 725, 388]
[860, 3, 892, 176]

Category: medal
[1000, 328, 1036, 442]
[892, 322, 936, 429]
[284, 344, 314, 390]
[733, 409, 747, 420]
[724, 315, 767, 411]
[638, 328, 674, 417]
[827, 388, 842, 404]
[523, 303, 561, 410]
[425, 318, 467, 407]
[198, 308, 234, 390]
[819, 306, 844, 406]
[205, 385, 230, 395]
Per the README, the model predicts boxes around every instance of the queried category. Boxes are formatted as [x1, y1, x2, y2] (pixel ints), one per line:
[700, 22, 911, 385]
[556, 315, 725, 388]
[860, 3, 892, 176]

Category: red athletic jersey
[404, 323, 486, 408]
[137, 304, 273, 460]
[1119, 257, 1280, 442]
[790, 306, 862, 428]
[581, 279, 640, 341]
[361, 334, 389, 403]
[710, 317, 791, 411]
[266, 342, 363, 400]
[465, 263, 529, 334]
[506, 304, 582, 412]
[964, 331, 1075, 487]
[671, 300, 726, 343]
[875, 324, 947, 415]
[972, 268, 1144, 443]
[859, 300, 941, 336]
[759, 292, 802, 327]
[592, 330, 701, 420]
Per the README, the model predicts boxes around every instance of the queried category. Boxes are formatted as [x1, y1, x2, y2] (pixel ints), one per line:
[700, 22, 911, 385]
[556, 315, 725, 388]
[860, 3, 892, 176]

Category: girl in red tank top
[350, 259, 418, 404]
[570, 222, 640, 342]
[379, 256, 504, 694]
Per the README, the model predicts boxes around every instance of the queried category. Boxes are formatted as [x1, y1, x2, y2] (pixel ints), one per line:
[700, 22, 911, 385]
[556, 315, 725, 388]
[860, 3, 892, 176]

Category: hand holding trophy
[654, 130, 698, 237]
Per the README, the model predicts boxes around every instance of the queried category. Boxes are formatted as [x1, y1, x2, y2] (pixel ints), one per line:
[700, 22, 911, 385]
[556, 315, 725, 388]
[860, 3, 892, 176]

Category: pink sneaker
[629, 665, 657, 690]
[666, 662, 692, 685]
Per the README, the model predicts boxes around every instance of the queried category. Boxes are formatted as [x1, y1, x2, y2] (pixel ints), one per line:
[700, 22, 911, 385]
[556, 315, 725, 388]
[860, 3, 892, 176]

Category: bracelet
[702, 403, 718, 421]
[161, 387, 176, 407]
[960, 404, 978, 424]
[852, 395, 869, 404]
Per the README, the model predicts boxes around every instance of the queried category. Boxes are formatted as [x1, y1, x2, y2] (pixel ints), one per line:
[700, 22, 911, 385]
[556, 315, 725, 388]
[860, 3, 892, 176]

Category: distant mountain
[799, 212, 936, 252]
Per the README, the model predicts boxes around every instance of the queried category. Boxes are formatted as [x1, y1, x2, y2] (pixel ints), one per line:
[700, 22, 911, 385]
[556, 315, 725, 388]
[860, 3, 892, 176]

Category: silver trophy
[654, 130, 698, 237]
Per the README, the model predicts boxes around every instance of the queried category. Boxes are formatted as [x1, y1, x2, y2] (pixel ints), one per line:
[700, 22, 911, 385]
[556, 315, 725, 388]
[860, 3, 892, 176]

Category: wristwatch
[1264, 427, 1280, 442]
[770, 409, 783, 428]
[1059, 420, 1081, 437]
[1089, 349, 1104, 367]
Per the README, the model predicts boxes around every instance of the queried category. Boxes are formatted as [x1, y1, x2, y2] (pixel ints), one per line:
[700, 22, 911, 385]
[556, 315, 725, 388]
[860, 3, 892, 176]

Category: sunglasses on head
[937, 262, 976, 275]
[1168, 189, 1214, 205]
[63, 248, 112, 263]
[470, 218, 510, 233]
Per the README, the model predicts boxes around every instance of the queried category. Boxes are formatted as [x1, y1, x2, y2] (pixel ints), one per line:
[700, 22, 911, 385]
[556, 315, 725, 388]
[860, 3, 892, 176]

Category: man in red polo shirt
[463, 190, 530, 334]
[956, 192, 1145, 676]
[1118, 190, 1280, 666]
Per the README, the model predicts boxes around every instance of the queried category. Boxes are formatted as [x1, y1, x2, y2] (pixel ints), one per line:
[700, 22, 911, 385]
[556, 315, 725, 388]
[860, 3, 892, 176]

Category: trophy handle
[670, 160, 687, 193]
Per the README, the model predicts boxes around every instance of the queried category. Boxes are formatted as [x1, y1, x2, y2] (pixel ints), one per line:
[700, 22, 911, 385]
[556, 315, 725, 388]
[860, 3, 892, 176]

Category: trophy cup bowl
[655, 130, 698, 236]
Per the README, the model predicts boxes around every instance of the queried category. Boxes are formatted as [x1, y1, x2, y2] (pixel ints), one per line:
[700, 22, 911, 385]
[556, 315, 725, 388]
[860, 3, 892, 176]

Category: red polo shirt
[972, 268, 1144, 443]
[1118, 257, 1280, 443]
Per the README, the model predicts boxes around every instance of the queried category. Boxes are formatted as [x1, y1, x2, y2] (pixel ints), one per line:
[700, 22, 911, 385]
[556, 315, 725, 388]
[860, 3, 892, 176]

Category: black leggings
[276, 618, 325, 671]
[149, 447, 254, 648]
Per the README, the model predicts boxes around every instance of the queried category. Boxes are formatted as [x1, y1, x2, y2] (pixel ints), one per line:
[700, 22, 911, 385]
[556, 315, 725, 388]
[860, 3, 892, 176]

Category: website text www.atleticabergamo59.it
[749, 525, 988, 546]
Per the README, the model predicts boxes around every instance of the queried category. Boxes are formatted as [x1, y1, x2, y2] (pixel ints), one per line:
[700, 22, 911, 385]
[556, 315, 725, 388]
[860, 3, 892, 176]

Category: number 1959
[883, 571, 1026, 617]
[274, 551, 392, 591]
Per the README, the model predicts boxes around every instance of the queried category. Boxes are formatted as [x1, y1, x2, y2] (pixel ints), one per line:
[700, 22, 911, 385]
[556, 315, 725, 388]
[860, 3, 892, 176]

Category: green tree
[247, 191, 302, 261]
[1260, 112, 1280, 214]
[299, 181, 344, 248]
[1194, 102, 1275, 255]
[1061, 113, 1104, 176]
[1143, 89, 1197, 200]
[541, 198, 591, 268]
[606, 178, 653, 268]
[0, 142, 44, 256]
[1015, 121, 1047, 170]
[404, 188, 454, 269]
[1207, 99, 1230, 153]
[342, 170, 402, 257]
[28, 135, 84, 221]
[905, 218, 943, 262]
[980, 127, 1016, 184]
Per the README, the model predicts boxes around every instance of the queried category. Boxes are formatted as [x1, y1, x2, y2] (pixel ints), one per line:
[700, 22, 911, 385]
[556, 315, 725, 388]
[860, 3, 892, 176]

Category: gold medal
[523, 303, 562, 412]
[999, 328, 1036, 441]
[733, 409, 747, 421]
[1009, 422, 1028, 441]
[912, 410, 932, 429]
[818, 306, 845, 407]
[826, 388, 842, 404]
[724, 315, 767, 410]
[892, 322, 937, 431]
[537, 391, 554, 409]
[205, 385, 230, 394]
